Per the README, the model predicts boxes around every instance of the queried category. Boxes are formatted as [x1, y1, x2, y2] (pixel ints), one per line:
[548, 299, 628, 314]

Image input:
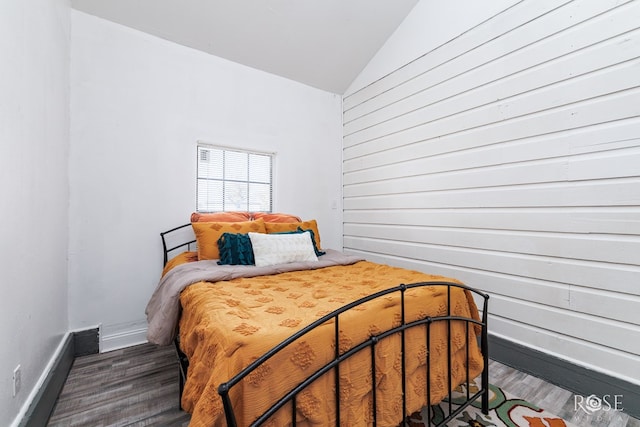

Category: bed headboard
[160, 223, 195, 266]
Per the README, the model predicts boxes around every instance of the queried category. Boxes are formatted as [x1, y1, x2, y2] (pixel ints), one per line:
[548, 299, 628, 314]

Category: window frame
[196, 142, 274, 213]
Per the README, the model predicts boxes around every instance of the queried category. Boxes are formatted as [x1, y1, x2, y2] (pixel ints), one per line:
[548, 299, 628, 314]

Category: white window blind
[197, 145, 273, 212]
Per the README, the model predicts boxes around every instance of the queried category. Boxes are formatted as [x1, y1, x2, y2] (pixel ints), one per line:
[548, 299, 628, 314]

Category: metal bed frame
[161, 224, 490, 427]
[160, 223, 194, 407]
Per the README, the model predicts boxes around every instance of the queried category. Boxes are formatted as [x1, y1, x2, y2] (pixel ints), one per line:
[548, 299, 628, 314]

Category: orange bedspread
[179, 261, 484, 427]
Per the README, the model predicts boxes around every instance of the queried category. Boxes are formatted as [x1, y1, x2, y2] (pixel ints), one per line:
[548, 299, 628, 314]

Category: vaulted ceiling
[71, 0, 419, 94]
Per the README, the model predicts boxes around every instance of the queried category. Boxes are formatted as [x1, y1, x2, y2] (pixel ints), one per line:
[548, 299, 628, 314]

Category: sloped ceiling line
[70, 0, 419, 94]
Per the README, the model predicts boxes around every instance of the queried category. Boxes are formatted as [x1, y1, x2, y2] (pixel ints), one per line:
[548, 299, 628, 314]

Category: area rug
[404, 378, 578, 427]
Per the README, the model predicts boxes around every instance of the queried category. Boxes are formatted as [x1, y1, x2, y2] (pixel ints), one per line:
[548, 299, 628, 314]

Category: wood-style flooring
[48, 343, 639, 426]
[47, 344, 190, 427]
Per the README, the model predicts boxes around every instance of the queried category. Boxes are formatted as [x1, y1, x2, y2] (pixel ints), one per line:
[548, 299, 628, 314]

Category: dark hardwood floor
[47, 344, 190, 426]
[47, 343, 639, 426]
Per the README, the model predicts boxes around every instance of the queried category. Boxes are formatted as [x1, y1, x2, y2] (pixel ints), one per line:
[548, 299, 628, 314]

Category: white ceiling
[70, 0, 419, 94]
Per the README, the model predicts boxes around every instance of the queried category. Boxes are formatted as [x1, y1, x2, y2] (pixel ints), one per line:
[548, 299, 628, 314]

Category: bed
[146, 213, 490, 427]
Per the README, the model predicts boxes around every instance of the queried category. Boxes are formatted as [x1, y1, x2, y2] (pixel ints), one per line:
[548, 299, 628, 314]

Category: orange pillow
[192, 219, 266, 260]
[264, 220, 322, 251]
[190, 211, 252, 222]
[251, 212, 301, 223]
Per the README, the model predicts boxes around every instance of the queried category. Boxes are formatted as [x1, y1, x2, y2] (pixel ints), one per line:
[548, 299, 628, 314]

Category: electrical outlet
[13, 365, 21, 397]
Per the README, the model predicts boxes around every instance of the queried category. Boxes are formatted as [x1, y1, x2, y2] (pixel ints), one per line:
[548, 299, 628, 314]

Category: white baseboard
[100, 326, 148, 353]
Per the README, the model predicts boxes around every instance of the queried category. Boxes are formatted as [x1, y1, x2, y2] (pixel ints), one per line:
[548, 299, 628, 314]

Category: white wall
[346, 0, 519, 95]
[343, 0, 640, 386]
[69, 10, 343, 351]
[0, 0, 70, 425]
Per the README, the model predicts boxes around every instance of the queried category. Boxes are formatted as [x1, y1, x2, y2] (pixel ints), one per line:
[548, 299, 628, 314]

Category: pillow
[264, 220, 322, 251]
[251, 212, 302, 223]
[190, 211, 252, 223]
[272, 228, 325, 257]
[192, 219, 266, 260]
[248, 232, 318, 267]
[217, 233, 255, 265]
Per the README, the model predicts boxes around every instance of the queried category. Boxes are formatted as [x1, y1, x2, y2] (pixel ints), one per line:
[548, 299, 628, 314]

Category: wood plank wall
[342, 0, 640, 385]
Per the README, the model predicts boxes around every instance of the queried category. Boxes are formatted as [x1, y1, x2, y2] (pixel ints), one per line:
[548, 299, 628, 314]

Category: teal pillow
[217, 232, 255, 265]
[272, 228, 326, 257]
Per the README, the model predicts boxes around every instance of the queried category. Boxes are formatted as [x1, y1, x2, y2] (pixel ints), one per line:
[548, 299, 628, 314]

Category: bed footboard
[218, 281, 489, 427]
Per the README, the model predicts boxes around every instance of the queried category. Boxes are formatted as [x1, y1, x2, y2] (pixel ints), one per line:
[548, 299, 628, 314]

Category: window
[196, 144, 273, 212]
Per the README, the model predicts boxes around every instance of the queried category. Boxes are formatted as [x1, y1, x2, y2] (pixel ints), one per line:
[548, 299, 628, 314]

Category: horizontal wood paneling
[343, 0, 574, 113]
[344, 90, 640, 164]
[343, 208, 640, 235]
[344, 1, 640, 127]
[491, 296, 639, 354]
[344, 148, 640, 194]
[344, 118, 640, 175]
[344, 179, 640, 209]
[344, 224, 640, 265]
[343, 239, 639, 295]
[343, 0, 640, 385]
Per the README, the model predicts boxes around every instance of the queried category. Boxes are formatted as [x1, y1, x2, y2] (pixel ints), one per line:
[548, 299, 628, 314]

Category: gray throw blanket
[145, 249, 364, 345]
